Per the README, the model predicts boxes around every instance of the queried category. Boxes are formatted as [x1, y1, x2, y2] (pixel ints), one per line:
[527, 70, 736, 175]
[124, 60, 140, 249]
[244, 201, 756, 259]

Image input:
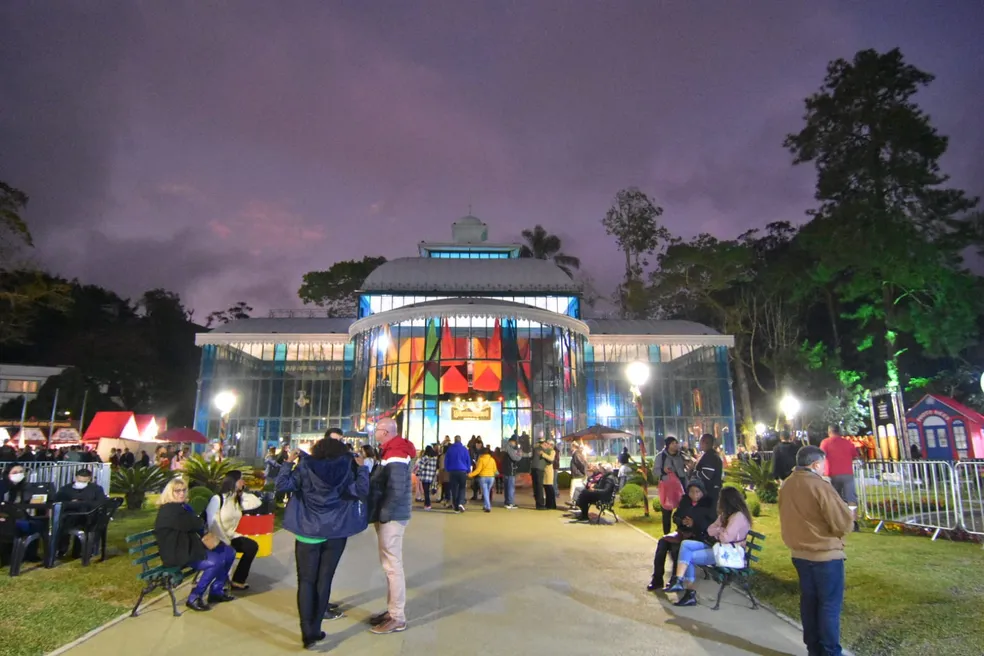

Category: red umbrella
[156, 427, 209, 444]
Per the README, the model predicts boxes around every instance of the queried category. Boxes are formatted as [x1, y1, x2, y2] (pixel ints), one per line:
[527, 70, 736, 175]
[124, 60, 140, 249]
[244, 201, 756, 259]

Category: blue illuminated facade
[194, 216, 736, 460]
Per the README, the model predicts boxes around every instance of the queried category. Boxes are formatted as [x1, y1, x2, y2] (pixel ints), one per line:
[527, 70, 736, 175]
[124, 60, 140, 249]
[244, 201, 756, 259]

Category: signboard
[450, 404, 493, 421]
[0, 420, 76, 429]
[868, 387, 907, 461]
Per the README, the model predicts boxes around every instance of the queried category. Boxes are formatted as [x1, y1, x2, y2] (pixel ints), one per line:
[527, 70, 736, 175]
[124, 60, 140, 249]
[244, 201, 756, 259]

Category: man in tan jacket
[778, 445, 854, 656]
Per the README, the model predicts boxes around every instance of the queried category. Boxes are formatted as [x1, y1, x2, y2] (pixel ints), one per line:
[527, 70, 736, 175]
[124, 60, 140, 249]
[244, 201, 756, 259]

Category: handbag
[657, 471, 684, 510]
[712, 542, 746, 569]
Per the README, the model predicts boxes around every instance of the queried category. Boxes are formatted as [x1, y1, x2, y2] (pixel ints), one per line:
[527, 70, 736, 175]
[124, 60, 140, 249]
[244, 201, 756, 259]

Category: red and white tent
[83, 411, 163, 461]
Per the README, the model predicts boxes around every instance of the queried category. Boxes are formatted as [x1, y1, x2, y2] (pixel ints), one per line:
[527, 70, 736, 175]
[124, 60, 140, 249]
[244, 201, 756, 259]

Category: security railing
[0, 461, 112, 496]
[954, 460, 984, 537]
[854, 459, 984, 542]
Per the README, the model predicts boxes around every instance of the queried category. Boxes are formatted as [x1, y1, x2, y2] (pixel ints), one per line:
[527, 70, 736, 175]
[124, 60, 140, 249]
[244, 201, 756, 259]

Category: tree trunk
[731, 354, 755, 448]
[824, 288, 840, 349]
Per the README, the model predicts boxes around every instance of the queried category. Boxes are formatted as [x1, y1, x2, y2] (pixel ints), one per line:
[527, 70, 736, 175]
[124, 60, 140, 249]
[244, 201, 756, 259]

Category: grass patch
[0, 496, 285, 656]
[620, 503, 984, 656]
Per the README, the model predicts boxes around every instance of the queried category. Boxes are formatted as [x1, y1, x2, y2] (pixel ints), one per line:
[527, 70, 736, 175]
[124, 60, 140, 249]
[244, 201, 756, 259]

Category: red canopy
[156, 427, 208, 444]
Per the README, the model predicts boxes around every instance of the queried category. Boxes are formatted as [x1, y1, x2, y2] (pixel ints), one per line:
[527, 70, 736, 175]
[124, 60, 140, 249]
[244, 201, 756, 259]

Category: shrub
[745, 491, 762, 517]
[722, 481, 746, 498]
[737, 459, 778, 503]
[182, 454, 249, 493]
[619, 483, 645, 508]
[111, 466, 175, 510]
[626, 474, 647, 487]
[557, 471, 572, 489]
[187, 486, 215, 515]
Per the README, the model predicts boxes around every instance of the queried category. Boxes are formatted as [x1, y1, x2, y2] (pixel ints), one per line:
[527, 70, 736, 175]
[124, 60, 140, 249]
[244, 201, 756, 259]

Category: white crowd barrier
[0, 461, 112, 497]
[854, 459, 984, 542]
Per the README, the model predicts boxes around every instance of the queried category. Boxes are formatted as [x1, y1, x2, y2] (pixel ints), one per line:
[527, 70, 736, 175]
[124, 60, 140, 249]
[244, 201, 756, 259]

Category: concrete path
[65, 502, 805, 655]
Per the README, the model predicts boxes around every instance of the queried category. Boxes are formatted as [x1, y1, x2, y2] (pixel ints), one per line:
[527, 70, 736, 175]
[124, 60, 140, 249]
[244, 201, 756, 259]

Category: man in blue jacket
[443, 435, 472, 513]
[367, 418, 415, 635]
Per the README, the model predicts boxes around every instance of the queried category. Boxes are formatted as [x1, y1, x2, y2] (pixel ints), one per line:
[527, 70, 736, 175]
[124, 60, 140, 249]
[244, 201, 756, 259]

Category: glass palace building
[193, 216, 737, 459]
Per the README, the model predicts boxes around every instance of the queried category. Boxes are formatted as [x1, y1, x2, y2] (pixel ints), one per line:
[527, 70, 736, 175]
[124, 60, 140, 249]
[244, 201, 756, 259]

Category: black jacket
[773, 442, 798, 480]
[154, 502, 206, 568]
[56, 482, 107, 509]
[672, 495, 716, 542]
[570, 450, 588, 478]
[591, 472, 619, 496]
[367, 458, 412, 524]
[694, 451, 723, 493]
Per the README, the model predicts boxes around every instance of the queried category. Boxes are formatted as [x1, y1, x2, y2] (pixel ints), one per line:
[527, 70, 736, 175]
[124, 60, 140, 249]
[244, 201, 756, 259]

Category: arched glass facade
[351, 315, 586, 450]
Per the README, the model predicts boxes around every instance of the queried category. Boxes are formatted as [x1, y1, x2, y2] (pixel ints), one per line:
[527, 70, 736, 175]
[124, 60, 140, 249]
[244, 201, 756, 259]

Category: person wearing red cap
[367, 418, 416, 635]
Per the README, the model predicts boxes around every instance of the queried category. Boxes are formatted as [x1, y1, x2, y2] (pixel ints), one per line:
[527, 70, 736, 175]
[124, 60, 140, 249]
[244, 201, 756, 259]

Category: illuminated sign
[451, 405, 492, 421]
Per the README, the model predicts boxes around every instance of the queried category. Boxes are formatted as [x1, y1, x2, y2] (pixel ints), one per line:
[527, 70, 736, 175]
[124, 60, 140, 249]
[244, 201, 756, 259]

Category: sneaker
[663, 578, 684, 593]
[483, 508, 491, 513]
[424, 506, 432, 511]
[457, 505, 466, 512]
[324, 609, 345, 621]
[674, 590, 698, 607]
[303, 631, 327, 650]
[369, 611, 390, 626]
[370, 618, 407, 634]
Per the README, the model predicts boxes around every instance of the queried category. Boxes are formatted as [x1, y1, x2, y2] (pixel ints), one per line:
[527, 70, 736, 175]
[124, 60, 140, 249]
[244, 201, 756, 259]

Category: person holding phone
[154, 478, 236, 611]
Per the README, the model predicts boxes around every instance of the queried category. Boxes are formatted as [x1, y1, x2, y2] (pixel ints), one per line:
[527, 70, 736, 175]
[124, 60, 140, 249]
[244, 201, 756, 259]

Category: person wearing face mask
[55, 469, 107, 507]
[778, 446, 855, 656]
[1, 465, 48, 562]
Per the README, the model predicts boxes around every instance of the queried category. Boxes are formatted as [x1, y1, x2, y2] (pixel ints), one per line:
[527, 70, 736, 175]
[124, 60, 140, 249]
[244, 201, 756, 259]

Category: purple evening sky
[1, 1, 982, 318]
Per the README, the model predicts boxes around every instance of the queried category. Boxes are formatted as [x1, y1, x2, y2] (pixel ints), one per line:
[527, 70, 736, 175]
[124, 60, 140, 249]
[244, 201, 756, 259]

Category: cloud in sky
[1, 1, 982, 315]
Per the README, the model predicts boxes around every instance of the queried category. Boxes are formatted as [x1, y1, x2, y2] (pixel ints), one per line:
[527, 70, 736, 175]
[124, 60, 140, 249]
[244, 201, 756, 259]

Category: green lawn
[620, 502, 984, 656]
[0, 497, 285, 656]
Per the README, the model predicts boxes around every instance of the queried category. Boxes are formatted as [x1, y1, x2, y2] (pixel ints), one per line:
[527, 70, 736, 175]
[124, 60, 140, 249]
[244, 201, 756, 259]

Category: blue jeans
[477, 477, 494, 510]
[189, 543, 237, 600]
[677, 539, 716, 582]
[504, 476, 516, 506]
[793, 558, 844, 656]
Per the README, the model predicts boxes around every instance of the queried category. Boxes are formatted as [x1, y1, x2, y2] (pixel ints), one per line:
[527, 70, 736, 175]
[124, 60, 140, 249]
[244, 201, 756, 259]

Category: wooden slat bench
[701, 529, 765, 610]
[126, 530, 198, 617]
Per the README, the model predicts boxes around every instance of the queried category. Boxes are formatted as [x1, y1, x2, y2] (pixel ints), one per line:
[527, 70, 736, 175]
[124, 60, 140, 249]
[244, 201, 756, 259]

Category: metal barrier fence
[954, 460, 984, 537]
[854, 459, 984, 541]
[0, 461, 112, 497]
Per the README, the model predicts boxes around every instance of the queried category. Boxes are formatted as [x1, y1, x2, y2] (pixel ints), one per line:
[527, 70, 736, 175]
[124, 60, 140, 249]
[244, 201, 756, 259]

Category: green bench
[701, 530, 765, 611]
[126, 530, 198, 617]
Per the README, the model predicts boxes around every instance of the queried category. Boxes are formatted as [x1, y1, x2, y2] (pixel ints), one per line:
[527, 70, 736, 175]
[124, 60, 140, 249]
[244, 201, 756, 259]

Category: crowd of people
[0, 443, 105, 464]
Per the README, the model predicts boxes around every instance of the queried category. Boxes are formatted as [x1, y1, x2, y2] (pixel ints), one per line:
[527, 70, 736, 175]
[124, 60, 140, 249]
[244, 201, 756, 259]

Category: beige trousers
[375, 521, 407, 622]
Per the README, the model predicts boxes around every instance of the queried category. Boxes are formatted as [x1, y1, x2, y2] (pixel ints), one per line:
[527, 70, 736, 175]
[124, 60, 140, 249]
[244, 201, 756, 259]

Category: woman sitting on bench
[648, 478, 716, 591]
[155, 478, 237, 612]
[664, 486, 752, 607]
[206, 471, 262, 590]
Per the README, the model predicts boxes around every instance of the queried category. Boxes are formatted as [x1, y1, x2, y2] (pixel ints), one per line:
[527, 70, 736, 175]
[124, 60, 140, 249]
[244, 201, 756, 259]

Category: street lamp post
[213, 391, 238, 462]
[626, 361, 651, 518]
[779, 393, 801, 440]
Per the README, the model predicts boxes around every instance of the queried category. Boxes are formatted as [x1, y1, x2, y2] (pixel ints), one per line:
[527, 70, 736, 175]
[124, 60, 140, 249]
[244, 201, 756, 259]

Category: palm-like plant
[737, 459, 778, 503]
[519, 225, 581, 277]
[111, 466, 175, 510]
[181, 454, 249, 493]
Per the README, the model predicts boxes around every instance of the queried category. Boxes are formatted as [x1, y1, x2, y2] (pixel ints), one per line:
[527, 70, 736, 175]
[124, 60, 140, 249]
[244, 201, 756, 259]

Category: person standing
[416, 446, 438, 510]
[569, 441, 588, 505]
[693, 434, 723, 512]
[531, 437, 548, 510]
[502, 437, 523, 509]
[367, 418, 415, 635]
[655, 437, 688, 534]
[277, 433, 370, 649]
[444, 436, 471, 513]
[820, 425, 860, 532]
[778, 446, 854, 656]
[467, 446, 499, 512]
[772, 430, 799, 481]
[540, 438, 557, 510]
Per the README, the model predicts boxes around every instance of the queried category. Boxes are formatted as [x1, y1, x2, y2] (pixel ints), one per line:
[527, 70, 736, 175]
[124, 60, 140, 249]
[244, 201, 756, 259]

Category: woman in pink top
[664, 487, 752, 606]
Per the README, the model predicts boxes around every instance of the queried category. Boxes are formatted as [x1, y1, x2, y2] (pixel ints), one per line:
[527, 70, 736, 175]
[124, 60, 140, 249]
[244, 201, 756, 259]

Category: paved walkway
[65, 502, 804, 655]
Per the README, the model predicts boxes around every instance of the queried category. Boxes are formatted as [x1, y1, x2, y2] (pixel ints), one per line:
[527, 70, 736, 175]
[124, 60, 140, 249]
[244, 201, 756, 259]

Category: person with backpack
[655, 437, 688, 535]
[206, 471, 263, 590]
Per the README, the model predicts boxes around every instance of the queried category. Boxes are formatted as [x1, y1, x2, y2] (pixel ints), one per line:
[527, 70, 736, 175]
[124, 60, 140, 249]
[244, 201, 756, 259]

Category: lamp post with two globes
[213, 391, 238, 462]
[626, 361, 652, 517]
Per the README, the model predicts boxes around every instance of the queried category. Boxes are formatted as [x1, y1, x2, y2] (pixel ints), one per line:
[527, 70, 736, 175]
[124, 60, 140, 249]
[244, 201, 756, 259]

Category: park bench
[126, 529, 198, 617]
[700, 530, 765, 611]
[591, 487, 619, 524]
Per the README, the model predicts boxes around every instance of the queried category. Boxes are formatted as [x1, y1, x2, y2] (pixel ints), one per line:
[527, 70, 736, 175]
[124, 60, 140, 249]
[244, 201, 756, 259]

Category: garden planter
[236, 513, 274, 557]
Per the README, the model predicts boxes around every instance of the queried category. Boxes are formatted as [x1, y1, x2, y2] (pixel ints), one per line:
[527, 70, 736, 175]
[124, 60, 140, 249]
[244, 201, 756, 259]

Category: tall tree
[206, 301, 253, 327]
[298, 256, 386, 317]
[602, 187, 669, 318]
[518, 225, 581, 277]
[785, 48, 979, 388]
[0, 181, 72, 345]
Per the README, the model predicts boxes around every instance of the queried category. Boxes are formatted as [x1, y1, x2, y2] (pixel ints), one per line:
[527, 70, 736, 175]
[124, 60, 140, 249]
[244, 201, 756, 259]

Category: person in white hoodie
[206, 471, 262, 590]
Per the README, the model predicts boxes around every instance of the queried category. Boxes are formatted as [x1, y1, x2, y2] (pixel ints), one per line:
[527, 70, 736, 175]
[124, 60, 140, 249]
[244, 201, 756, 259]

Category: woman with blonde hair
[155, 478, 237, 611]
